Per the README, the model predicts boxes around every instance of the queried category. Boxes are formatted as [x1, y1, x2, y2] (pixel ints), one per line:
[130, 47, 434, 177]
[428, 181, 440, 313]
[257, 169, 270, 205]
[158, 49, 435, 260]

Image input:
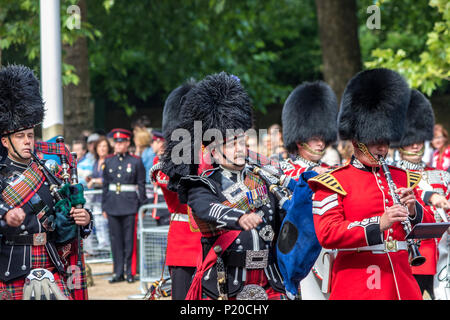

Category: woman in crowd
[86, 136, 113, 251]
[431, 124, 450, 171]
[133, 128, 155, 183]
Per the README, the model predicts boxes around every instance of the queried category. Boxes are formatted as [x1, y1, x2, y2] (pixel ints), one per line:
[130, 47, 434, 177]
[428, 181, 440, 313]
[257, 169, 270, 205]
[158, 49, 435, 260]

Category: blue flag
[276, 170, 322, 299]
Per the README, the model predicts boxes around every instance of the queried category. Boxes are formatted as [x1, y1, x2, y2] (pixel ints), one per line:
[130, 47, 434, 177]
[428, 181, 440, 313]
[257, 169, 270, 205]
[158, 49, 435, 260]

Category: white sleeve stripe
[209, 203, 225, 218]
[312, 200, 339, 216]
[312, 193, 338, 209]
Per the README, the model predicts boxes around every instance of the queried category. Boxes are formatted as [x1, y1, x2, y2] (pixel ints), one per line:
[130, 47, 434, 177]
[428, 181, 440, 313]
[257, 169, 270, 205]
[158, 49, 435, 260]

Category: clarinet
[378, 156, 426, 267]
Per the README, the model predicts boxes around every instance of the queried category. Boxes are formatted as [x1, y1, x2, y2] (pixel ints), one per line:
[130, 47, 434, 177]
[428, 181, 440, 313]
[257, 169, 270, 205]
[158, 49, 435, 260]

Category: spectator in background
[86, 136, 112, 251]
[273, 145, 289, 161]
[151, 130, 165, 158]
[72, 139, 92, 187]
[431, 124, 450, 171]
[321, 143, 341, 167]
[246, 134, 259, 153]
[134, 128, 155, 183]
[86, 133, 100, 162]
[268, 124, 283, 156]
[87, 136, 112, 189]
[131, 115, 151, 136]
[260, 132, 269, 156]
[337, 140, 353, 165]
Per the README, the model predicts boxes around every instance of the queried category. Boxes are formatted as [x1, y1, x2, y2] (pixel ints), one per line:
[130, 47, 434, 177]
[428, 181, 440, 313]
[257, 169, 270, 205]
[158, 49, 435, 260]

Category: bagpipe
[32, 136, 87, 267]
[245, 149, 322, 299]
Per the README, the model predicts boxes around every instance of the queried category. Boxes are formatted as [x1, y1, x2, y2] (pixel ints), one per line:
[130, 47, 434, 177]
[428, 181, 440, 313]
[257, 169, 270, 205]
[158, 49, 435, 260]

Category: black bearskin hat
[282, 81, 338, 154]
[338, 68, 411, 145]
[0, 64, 45, 136]
[161, 78, 196, 137]
[396, 89, 435, 148]
[161, 72, 253, 190]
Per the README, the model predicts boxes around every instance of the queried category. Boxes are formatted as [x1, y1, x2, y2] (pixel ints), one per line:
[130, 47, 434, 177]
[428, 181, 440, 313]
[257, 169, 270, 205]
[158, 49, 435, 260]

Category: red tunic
[431, 146, 450, 171]
[308, 162, 426, 300]
[281, 157, 329, 180]
[151, 157, 202, 267]
[404, 166, 450, 275]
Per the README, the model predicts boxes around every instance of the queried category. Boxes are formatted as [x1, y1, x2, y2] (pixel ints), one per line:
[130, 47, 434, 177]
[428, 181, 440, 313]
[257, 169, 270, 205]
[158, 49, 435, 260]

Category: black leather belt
[224, 249, 270, 269]
[2, 233, 47, 246]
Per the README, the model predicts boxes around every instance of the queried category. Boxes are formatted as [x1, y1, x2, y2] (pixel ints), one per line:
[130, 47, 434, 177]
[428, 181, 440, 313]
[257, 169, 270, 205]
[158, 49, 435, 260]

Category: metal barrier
[137, 202, 171, 295]
[83, 189, 112, 264]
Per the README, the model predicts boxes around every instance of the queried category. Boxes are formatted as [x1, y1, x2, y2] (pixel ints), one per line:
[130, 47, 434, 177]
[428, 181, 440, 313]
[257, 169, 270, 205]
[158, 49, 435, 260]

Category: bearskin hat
[282, 81, 338, 154]
[161, 78, 196, 137]
[338, 68, 411, 145]
[161, 72, 253, 190]
[0, 64, 45, 136]
[395, 89, 435, 148]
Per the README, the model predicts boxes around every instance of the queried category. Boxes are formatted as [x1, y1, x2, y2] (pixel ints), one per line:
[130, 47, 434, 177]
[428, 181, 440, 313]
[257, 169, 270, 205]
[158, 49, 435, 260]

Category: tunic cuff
[409, 202, 423, 225]
[365, 221, 384, 246]
[422, 191, 435, 206]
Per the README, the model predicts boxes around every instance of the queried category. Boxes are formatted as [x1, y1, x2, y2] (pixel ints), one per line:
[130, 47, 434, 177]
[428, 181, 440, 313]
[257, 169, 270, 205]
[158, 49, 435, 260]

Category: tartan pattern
[35, 141, 76, 169]
[0, 245, 72, 300]
[1, 162, 45, 208]
[58, 240, 89, 300]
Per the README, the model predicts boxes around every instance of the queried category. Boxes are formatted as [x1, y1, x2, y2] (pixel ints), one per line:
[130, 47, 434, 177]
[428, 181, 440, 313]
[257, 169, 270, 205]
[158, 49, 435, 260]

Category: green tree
[87, 0, 321, 117]
[0, 0, 99, 85]
[363, 0, 449, 96]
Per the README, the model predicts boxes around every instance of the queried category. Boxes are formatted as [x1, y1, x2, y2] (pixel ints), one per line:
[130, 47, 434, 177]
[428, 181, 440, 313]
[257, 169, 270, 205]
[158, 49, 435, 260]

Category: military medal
[126, 163, 132, 173]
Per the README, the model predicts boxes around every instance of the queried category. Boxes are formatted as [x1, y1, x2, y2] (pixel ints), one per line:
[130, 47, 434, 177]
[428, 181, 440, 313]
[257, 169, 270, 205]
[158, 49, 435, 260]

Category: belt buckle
[236, 284, 268, 300]
[384, 240, 398, 252]
[245, 249, 268, 269]
[33, 233, 47, 246]
[116, 183, 121, 194]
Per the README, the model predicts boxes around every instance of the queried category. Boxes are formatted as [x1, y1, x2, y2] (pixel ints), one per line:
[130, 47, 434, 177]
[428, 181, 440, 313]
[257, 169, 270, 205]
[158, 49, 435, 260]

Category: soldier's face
[298, 137, 326, 162]
[114, 140, 130, 154]
[1, 128, 34, 162]
[401, 142, 424, 163]
[354, 141, 389, 167]
[212, 135, 247, 170]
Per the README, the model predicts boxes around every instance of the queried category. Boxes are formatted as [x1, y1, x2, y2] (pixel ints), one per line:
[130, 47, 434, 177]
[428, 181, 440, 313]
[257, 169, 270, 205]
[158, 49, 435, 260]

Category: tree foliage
[0, 0, 100, 85]
[88, 0, 321, 115]
[363, 0, 449, 96]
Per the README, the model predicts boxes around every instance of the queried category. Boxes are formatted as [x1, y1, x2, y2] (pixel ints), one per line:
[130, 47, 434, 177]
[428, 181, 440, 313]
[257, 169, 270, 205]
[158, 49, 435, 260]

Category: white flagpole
[40, 0, 64, 140]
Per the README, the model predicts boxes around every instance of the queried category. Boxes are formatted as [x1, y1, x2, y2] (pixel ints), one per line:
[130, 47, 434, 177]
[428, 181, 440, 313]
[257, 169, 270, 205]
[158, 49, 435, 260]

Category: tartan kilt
[203, 269, 287, 300]
[58, 239, 89, 300]
[0, 245, 72, 300]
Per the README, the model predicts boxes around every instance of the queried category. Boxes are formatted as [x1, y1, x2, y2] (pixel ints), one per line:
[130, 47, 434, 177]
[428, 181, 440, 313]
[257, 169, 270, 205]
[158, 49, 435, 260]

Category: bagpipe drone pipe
[33, 138, 86, 252]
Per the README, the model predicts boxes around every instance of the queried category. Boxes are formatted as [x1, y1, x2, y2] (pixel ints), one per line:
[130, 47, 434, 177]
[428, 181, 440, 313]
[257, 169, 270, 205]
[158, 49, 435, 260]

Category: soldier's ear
[1, 136, 8, 148]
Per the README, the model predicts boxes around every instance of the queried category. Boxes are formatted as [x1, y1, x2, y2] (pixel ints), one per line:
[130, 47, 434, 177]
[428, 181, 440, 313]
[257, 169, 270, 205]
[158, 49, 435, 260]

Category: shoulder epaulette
[308, 165, 348, 196]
